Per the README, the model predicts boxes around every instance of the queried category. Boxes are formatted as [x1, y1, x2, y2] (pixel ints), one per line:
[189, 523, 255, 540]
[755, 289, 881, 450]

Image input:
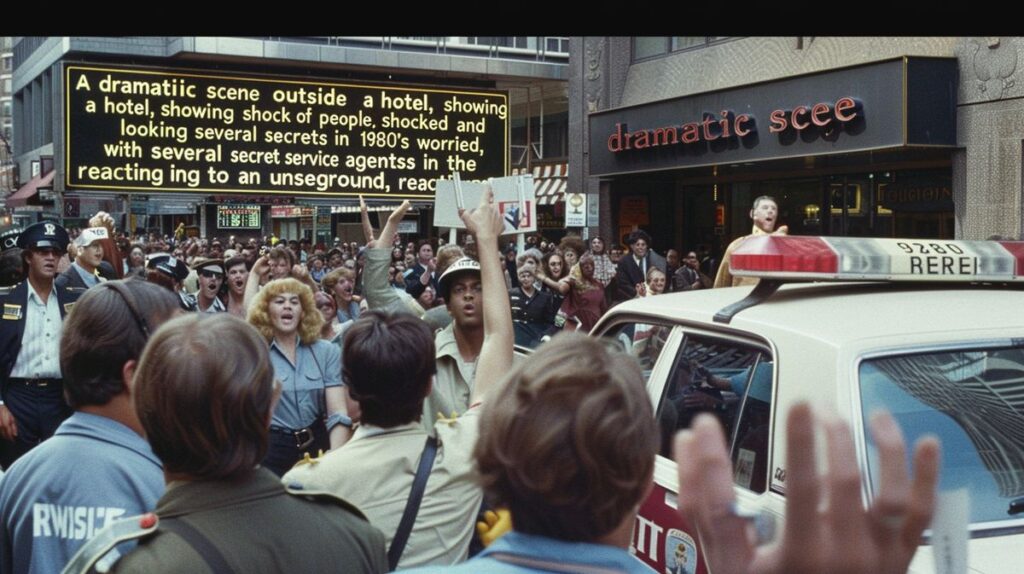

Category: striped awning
[514, 163, 567, 206]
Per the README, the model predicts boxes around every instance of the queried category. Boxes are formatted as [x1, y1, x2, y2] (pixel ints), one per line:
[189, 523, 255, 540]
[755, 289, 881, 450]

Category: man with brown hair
[69, 314, 387, 574]
[283, 188, 512, 570]
[0, 280, 178, 574]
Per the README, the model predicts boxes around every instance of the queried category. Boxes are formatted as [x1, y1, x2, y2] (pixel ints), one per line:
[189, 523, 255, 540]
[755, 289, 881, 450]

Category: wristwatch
[326, 412, 353, 432]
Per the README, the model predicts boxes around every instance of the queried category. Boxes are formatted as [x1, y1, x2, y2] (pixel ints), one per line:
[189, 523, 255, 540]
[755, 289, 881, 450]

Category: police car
[591, 235, 1024, 574]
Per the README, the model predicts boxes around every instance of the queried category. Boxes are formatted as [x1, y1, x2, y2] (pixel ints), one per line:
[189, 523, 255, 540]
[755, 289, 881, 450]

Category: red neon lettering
[811, 103, 831, 127]
[769, 109, 788, 133]
[791, 106, 810, 130]
[735, 114, 752, 136]
[835, 97, 858, 122]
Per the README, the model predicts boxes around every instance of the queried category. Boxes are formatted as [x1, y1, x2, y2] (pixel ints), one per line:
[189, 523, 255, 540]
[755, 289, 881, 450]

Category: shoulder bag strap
[160, 518, 235, 574]
[387, 435, 439, 570]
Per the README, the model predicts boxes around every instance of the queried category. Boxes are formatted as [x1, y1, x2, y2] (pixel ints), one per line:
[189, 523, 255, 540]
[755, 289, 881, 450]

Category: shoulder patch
[283, 484, 370, 522]
[63, 513, 159, 574]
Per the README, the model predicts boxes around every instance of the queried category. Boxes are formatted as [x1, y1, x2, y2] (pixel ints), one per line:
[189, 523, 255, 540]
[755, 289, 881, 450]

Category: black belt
[269, 424, 316, 450]
[7, 378, 62, 387]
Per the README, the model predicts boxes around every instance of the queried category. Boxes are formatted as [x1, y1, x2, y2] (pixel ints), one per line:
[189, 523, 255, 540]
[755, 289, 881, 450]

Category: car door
[596, 319, 776, 573]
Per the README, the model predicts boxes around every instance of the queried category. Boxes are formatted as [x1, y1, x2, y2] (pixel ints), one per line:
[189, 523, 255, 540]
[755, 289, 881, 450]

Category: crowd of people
[0, 195, 941, 574]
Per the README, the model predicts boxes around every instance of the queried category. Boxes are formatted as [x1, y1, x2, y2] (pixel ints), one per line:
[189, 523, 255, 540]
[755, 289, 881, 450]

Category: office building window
[633, 37, 670, 60]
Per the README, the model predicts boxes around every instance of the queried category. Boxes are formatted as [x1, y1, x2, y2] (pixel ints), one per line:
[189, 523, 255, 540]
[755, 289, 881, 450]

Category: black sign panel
[65, 65, 509, 199]
[589, 58, 957, 177]
[217, 205, 261, 229]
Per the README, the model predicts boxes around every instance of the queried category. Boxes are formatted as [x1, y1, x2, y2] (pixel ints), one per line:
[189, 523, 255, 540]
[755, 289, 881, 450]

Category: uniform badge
[3, 304, 22, 321]
[665, 528, 696, 574]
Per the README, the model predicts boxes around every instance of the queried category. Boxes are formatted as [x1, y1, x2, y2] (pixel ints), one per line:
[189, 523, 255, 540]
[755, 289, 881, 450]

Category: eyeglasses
[199, 270, 223, 279]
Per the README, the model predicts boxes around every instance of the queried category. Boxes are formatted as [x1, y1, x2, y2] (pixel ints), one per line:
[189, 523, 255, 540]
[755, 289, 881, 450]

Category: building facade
[570, 36, 1024, 260]
[8, 36, 569, 242]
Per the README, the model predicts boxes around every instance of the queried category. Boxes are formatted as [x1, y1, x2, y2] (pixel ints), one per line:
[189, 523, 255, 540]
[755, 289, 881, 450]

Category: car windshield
[859, 345, 1024, 526]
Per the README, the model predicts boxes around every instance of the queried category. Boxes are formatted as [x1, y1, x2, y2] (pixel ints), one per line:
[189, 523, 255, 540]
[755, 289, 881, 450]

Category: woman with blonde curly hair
[247, 278, 351, 476]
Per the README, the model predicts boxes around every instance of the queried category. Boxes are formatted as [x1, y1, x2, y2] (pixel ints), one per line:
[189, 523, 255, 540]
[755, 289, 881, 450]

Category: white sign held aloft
[433, 173, 537, 235]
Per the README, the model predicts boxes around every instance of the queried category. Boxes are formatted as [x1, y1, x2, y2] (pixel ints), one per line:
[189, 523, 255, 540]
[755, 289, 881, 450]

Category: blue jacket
[0, 412, 164, 574]
[0, 281, 85, 380]
[402, 531, 651, 573]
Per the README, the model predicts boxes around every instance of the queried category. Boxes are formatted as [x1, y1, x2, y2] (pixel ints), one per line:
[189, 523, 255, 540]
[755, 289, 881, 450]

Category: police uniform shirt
[268, 338, 341, 430]
[9, 284, 62, 379]
[0, 412, 164, 574]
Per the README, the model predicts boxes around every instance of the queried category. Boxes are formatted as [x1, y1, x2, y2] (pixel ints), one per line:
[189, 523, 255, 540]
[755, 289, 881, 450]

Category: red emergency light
[730, 236, 1024, 282]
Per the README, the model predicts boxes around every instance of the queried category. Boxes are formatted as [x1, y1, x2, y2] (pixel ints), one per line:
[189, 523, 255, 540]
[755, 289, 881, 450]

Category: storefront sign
[271, 205, 315, 218]
[589, 58, 957, 177]
[217, 205, 261, 229]
[64, 65, 508, 199]
[397, 220, 419, 234]
[565, 193, 587, 227]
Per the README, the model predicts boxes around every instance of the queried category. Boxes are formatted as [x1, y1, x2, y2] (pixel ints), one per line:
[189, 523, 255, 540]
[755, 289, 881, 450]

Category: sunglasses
[199, 270, 223, 279]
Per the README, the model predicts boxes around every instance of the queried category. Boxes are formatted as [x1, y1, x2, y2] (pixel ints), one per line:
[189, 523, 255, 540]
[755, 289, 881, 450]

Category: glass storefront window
[633, 37, 669, 60]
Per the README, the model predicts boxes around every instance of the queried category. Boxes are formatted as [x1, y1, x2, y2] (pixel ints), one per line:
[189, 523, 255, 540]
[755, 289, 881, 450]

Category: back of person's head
[435, 244, 465, 275]
[145, 269, 177, 293]
[61, 279, 180, 409]
[0, 248, 24, 287]
[134, 314, 276, 480]
[342, 310, 436, 428]
[475, 332, 658, 542]
[558, 235, 586, 258]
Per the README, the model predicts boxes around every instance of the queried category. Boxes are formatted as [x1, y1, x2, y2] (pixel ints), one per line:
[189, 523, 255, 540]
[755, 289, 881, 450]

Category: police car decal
[664, 529, 697, 574]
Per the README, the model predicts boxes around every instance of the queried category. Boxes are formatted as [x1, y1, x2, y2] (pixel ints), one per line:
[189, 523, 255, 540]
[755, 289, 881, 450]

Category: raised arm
[243, 255, 270, 312]
[364, 198, 413, 312]
[464, 186, 513, 405]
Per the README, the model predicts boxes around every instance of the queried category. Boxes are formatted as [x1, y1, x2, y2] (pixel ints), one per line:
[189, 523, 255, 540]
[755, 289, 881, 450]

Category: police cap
[147, 253, 190, 282]
[0, 227, 22, 253]
[16, 221, 70, 252]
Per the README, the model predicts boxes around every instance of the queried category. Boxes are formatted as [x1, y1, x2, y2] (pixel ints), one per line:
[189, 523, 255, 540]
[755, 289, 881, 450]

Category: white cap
[75, 227, 109, 248]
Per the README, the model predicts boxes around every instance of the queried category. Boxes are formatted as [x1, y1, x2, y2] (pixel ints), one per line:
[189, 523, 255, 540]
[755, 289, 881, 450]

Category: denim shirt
[268, 337, 341, 429]
[402, 530, 651, 573]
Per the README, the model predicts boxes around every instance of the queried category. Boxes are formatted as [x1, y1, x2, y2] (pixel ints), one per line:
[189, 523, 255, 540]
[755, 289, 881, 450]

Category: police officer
[0, 227, 23, 288]
[191, 258, 226, 313]
[0, 221, 86, 468]
[144, 254, 197, 312]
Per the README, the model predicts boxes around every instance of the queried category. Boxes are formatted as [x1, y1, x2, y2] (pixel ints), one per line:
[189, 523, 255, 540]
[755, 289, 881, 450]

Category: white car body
[595, 280, 1024, 574]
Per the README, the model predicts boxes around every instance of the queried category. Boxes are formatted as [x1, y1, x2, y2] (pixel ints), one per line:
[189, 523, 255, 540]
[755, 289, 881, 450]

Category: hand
[459, 185, 503, 241]
[291, 264, 309, 281]
[0, 404, 18, 440]
[476, 509, 513, 547]
[252, 255, 270, 278]
[681, 391, 718, 410]
[386, 200, 411, 227]
[674, 404, 940, 574]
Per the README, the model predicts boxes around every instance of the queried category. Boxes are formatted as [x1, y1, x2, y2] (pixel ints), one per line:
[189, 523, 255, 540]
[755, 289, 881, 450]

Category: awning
[514, 163, 567, 206]
[7, 170, 55, 208]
